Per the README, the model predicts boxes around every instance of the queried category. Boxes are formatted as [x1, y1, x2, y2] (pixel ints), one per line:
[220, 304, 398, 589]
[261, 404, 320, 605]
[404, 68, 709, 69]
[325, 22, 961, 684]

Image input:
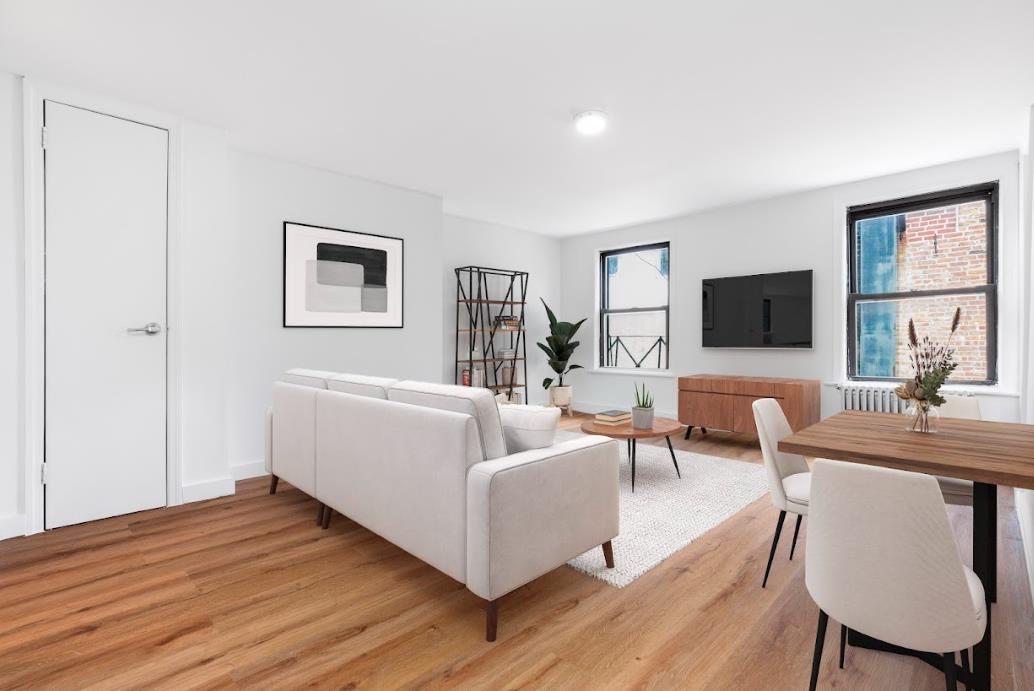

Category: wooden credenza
[677, 374, 820, 437]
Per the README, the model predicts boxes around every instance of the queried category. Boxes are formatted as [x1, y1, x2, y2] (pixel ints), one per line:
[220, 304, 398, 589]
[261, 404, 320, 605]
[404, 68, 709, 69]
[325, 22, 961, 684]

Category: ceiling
[2, 1, 1033, 236]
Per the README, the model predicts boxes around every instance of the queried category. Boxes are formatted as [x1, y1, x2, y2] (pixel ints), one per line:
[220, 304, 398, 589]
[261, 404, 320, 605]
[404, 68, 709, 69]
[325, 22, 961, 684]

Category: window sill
[827, 381, 1020, 398]
[589, 367, 676, 379]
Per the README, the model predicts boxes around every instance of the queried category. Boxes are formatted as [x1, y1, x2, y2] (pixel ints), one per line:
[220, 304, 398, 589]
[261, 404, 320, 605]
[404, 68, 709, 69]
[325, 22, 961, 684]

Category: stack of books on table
[594, 410, 631, 426]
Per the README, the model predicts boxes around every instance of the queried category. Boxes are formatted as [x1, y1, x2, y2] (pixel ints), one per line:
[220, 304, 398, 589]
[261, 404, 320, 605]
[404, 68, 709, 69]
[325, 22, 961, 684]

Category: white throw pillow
[498, 405, 560, 453]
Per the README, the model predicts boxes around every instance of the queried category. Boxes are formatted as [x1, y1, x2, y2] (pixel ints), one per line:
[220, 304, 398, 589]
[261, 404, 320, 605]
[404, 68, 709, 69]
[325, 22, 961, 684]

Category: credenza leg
[684, 426, 693, 440]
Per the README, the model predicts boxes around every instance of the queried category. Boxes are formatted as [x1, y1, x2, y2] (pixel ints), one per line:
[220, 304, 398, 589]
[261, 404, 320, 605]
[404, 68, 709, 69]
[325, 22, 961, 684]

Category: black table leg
[972, 482, 995, 691]
[664, 435, 681, 478]
[631, 439, 636, 492]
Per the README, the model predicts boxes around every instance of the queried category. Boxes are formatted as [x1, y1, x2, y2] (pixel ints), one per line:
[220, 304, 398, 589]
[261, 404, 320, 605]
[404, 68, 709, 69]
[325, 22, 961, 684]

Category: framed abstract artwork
[283, 221, 404, 327]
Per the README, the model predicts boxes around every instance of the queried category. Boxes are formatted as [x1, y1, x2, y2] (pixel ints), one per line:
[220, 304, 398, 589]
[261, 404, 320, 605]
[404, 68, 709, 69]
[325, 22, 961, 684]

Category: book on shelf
[595, 409, 630, 422]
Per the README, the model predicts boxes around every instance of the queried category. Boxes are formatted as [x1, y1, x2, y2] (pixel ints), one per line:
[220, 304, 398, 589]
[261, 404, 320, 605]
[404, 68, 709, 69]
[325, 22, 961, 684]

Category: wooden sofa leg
[322, 507, 332, 530]
[485, 600, 498, 642]
[602, 540, 615, 568]
[316, 502, 325, 526]
[269, 475, 279, 495]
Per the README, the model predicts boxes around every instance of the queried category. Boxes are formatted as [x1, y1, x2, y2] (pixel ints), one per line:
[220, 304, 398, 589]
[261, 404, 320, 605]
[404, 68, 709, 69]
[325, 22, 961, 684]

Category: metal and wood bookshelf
[454, 266, 528, 402]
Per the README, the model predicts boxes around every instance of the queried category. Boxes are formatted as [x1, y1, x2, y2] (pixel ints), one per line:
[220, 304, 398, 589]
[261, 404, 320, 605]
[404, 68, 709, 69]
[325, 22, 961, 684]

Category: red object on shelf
[462, 369, 471, 386]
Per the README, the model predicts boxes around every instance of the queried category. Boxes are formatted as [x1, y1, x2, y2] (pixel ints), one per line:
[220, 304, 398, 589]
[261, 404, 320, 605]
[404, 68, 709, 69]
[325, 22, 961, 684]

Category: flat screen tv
[702, 270, 813, 348]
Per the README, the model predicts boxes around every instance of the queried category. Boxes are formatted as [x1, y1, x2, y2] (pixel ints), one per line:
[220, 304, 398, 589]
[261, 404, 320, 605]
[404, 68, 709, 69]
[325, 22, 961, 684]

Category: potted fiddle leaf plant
[538, 299, 586, 410]
[632, 382, 655, 429]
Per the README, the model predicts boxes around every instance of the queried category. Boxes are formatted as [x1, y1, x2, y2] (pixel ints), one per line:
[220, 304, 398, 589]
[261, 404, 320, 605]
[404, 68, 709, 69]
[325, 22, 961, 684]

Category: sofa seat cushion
[498, 405, 560, 453]
[327, 372, 398, 399]
[388, 381, 507, 460]
[279, 368, 335, 388]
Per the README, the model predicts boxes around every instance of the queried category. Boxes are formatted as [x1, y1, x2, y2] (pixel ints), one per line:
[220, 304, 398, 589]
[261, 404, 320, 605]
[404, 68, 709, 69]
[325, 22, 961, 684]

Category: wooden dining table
[779, 410, 1034, 691]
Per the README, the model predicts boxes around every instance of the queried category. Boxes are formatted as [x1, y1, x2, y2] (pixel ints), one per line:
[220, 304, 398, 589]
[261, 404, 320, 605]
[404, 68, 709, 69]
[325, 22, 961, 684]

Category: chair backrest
[806, 460, 984, 653]
[388, 381, 507, 460]
[752, 398, 810, 510]
[938, 394, 981, 420]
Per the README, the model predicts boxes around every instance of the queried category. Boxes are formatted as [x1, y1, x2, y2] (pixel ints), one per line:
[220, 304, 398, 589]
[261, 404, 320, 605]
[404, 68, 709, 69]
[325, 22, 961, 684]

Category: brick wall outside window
[893, 201, 988, 380]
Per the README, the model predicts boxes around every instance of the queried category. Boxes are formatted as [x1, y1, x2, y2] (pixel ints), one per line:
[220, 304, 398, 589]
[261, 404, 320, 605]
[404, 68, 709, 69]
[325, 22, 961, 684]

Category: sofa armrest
[466, 435, 620, 600]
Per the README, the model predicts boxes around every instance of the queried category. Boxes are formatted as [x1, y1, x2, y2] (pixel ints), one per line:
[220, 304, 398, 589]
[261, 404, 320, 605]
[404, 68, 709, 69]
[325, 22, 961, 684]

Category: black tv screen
[702, 270, 813, 348]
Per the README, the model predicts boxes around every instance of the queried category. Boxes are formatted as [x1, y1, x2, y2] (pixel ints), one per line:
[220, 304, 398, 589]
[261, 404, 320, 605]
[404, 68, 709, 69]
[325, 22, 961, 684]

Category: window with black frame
[847, 182, 997, 384]
[599, 242, 670, 369]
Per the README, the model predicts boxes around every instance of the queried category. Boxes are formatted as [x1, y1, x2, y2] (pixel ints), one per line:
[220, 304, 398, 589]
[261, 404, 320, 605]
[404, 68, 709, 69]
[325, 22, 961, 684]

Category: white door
[44, 100, 168, 529]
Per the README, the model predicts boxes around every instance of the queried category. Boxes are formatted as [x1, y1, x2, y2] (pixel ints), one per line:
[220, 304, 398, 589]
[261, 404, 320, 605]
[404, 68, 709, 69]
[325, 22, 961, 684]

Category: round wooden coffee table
[580, 416, 684, 492]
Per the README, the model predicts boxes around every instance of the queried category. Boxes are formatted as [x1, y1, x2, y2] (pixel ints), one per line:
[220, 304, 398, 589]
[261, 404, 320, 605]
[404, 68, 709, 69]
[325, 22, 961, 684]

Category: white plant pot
[549, 385, 572, 407]
[632, 406, 654, 429]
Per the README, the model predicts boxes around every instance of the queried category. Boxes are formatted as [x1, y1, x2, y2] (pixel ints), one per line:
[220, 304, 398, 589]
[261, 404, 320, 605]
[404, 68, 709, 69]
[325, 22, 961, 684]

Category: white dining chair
[806, 459, 986, 691]
[935, 394, 981, 506]
[753, 398, 813, 588]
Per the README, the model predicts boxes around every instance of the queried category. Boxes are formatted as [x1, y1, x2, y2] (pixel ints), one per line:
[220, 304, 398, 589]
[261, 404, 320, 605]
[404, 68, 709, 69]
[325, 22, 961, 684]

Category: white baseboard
[231, 460, 268, 481]
[181, 476, 235, 504]
[574, 400, 677, 421]
[0, 514, 25, 542]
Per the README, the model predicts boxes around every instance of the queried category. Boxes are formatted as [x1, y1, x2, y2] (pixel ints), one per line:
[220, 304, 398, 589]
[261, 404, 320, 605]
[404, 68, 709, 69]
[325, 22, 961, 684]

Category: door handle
[127, 322, 162, 335]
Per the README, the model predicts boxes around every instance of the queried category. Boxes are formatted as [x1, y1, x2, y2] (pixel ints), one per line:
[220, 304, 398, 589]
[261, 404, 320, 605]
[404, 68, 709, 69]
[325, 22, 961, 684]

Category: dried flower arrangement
[894, 307, 961, 432]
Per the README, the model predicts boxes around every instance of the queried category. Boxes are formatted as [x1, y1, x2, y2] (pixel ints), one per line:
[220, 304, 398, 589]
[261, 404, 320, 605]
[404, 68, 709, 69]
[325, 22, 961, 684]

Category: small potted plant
[538, 299, 586, 410]
[632, 382, 655, 429]
[894, 307, 961, 433]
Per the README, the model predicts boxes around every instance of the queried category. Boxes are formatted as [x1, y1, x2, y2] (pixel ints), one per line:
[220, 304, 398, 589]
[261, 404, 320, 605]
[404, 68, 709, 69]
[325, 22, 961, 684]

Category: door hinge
[41, 126, 48, 150]
[41, 462, 48, 485]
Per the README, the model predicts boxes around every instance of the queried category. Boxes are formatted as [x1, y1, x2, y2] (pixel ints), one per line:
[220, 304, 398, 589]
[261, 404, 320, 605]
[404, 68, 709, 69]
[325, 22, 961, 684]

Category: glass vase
[905, 401, 939, 433]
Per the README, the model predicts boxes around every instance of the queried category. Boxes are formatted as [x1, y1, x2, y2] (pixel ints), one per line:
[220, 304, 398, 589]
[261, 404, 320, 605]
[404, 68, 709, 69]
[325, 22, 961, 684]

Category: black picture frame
[282, 221, 404, 328]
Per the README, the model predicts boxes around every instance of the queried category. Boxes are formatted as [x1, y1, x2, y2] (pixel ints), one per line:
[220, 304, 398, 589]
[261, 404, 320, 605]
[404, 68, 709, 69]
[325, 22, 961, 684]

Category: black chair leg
[960, 648, 971, 691]
[789, 514, 803, 560]
[943, 652, 957, 691]
[762, 510, 786, 588]
[809, 610, 829, 691]
[839, 624, 847, 669]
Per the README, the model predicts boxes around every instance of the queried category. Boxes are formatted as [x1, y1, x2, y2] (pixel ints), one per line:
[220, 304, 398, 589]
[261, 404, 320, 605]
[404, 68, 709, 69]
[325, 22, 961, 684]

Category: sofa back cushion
[315, 390, 481, 583]
[498, 405, 561, 453]
[326, 372, 397, 399]
[388, 381, 507, 460]
[279, 368, 335, 389]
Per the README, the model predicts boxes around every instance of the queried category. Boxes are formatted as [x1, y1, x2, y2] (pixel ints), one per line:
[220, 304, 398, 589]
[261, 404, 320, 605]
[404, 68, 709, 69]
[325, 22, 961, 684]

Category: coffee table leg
[631, 439, 636, 493]
[665, 436, 681, 478]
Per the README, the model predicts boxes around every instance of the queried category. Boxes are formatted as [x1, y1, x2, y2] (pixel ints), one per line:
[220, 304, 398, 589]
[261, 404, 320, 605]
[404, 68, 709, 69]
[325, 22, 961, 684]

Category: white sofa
[264, 368, 620, 640]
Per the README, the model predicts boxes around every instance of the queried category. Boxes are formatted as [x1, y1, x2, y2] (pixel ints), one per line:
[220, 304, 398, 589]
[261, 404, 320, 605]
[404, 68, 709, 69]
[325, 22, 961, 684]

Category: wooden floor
[2, 412, 1033, 689]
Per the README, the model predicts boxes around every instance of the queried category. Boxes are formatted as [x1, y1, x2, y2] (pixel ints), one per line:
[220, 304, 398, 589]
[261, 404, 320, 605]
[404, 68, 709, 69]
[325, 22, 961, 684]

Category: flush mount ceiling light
[574, 110, 607, 136]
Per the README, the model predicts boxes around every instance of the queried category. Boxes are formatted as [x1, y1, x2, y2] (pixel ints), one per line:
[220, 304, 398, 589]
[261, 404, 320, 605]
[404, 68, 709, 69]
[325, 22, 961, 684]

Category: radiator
[838, 384, 908, 414]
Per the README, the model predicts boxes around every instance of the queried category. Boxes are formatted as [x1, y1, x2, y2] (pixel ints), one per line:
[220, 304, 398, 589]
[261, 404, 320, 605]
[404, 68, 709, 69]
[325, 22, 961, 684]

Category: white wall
[224, 151, 444, 475]
[0, 73, 23, 538]
[441, 215, 562, 405]
[176, 122, 233, 499]
[0, 72, 447, 534]
[1016, 106, 1034, 609]
[560, 151, 1023, 423]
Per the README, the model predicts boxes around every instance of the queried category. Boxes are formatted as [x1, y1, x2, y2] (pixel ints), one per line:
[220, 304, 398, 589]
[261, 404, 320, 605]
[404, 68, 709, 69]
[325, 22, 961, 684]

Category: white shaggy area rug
[562, 431, 768, 588]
